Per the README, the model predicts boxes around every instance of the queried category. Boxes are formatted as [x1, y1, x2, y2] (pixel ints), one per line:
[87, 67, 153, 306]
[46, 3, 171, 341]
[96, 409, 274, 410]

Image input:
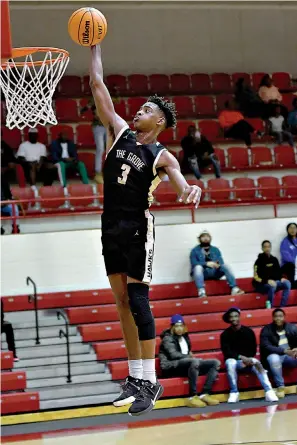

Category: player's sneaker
[128, 380, 163, 416]
[113, 376, 141, 407]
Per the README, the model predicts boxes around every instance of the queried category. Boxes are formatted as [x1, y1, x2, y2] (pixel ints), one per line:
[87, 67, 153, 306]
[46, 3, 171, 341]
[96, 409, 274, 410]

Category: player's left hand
[179, 185, 202, 208]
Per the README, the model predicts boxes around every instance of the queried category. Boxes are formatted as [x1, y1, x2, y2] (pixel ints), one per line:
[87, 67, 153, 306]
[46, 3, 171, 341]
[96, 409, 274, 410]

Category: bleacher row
[1, 280, 297, 414]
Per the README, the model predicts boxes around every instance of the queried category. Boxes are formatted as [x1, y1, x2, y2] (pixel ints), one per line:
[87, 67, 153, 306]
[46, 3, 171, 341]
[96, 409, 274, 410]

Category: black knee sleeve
[127, 283, 155, 341]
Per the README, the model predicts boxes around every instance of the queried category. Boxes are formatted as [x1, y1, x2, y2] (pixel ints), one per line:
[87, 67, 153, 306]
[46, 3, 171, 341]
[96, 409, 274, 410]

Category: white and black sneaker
[128, 380, 164, 416]
[113, 376, 141, 407]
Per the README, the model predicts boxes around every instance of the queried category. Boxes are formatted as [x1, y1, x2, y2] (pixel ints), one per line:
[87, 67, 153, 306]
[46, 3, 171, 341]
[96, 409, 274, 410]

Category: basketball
[68, 7, 107, 46]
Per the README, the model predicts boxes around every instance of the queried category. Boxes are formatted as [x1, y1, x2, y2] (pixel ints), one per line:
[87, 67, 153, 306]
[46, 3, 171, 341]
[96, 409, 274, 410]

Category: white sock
[142, 359, 156, 384]
[128, 359, 142, 380]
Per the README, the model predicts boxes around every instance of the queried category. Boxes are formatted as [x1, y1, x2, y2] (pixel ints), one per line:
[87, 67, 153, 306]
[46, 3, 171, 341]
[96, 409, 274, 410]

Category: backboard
[1, 0, 12, 63]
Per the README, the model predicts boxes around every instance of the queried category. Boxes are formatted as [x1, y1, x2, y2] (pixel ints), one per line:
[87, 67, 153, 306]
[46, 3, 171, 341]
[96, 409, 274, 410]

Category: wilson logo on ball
[82, 21, 91, 45]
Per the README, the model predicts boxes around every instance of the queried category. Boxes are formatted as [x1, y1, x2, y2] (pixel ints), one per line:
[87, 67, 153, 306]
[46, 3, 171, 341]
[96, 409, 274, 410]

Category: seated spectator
[1, 177, 20, 234]
[1, 300, 18, 361]
[268, 106, 294, 147]
[221, 307, 277, 403]
[258, 74, 288, 118]
[50, 131, 89, 188]
[234, 77, 265, 118]
[253, 240, 291, 308]
[190, 230, 244, 298]
[288, 97, 297, 134]
[159, 314, 220, 407]
[260, 309, 297, 398]
[280, 223, 297, 288]
[16, 128, 55, 191]
[181, 126, 221, 179]
[218, 100, 255, 147]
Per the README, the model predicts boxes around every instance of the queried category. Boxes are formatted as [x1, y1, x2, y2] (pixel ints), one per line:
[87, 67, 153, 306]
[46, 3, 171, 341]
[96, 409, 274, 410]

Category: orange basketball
[68, 7, 107, 46]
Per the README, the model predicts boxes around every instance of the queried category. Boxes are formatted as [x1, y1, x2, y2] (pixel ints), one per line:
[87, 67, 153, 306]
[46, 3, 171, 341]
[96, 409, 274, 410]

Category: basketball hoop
[0, 47, 70, 130]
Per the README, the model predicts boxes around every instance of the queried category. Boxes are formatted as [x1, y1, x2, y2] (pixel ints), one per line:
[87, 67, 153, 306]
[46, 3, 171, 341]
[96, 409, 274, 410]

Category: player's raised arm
[156, 151, 202, 208]
[89, 45, 127, 149]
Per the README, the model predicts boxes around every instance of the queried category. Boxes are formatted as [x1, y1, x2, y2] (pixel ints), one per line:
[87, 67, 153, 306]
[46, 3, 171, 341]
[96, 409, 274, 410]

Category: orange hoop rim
[1, 47, 69, 68]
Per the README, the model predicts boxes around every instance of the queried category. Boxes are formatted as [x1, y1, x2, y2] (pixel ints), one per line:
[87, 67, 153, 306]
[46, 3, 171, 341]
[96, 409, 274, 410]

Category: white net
[0, 48, 69, 130]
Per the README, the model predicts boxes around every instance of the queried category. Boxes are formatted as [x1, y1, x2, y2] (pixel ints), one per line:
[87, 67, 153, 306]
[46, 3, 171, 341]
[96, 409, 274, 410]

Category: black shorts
[101, 210, 155, 284]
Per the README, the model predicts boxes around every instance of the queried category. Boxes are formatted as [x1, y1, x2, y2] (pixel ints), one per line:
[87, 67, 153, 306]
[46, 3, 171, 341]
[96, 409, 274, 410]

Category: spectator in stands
[181, 126, 221, 179]
[260, 308, 297, 398]
[1, 131, 17, 183]
[218, 100, 255, 148]
[1, 300, 18, 361]
[190, 230, 244, 298]
[221, 307, 278, 403]
[258, 75, 288, 118]
[253, 240, 290, 309]
[288, 97, 297, 134]
[268, 106, 294, 147]
[159, 314, 220, 407]
[80, 99, 106, 184]
[16, 128, 54, 191]
[234, 77, 264, 118]
[1, 177, 20, 235]
[280, 223, 297, 288]
[50, 131, 89, 188]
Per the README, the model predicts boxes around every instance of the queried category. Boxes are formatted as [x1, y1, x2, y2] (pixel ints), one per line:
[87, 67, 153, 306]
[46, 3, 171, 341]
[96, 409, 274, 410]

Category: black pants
[19, 161, 56, 186]
[282, 262, 297, 289]
[225, 119, 254, 146]
[163, 357, 220, 397]
[1, 321, 17, 357]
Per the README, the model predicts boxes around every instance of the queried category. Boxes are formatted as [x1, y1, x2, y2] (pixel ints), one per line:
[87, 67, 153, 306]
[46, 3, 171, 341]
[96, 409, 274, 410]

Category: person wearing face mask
[16, 128, 54, 191]
[190, 230, 244, 298]
[50, 131, 89, 188]
[280, 223, 297, 289]
[159, 314, 220, 407]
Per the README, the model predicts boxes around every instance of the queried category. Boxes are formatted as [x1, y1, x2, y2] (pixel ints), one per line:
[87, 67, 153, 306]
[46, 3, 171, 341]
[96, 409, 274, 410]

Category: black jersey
[103, 126, 166, 216]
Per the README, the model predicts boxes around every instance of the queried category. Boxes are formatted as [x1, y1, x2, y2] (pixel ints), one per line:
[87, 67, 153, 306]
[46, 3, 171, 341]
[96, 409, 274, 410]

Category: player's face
[133, 103, 165, 132]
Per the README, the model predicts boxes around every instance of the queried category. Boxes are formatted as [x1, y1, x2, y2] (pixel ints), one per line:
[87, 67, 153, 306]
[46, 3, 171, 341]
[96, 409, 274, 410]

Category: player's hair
[148, 94, 177, 129]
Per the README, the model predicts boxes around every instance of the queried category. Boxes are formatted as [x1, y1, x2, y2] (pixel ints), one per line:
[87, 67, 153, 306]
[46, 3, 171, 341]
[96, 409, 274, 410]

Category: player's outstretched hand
[179, 185, 202, 209]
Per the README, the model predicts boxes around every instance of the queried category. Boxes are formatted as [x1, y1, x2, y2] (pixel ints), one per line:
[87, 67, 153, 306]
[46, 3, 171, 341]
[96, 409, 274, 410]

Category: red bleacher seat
[58, 75, 82, 97]
[157, 128, 175, 146]
[212, 73, 232, 93]
[10, 187, 35, 210]
[246, 118, 265, 133]
[214, 148, 226, 169]
[231, 73, 251, 86]
[170, 74, 191, 94]
[282, 175, 297, 198]
[272, 72, 292, 91]
[149, 74, 170, 95]
[191, 74, 211, 94]
[199, 120, 221, 142]
[207, 178, 231, 202]
[105, 75, 128, 95]
[39, 186, 65, 209]
[1, 392, 40, 414]
[1, 352, 13, 370]
[82, 75, 91, 95]
[257, 176, 280, 200]
[68, 184, 94, 207]
[154, 182, 177, 204]
[1, 371, 26, 392]
[251, 146, 273, 167]
[1, 126, 21, 150]
[282, 93, 295, 110]
[252, 72, 267, 89]
[215, 94, 233, 112]
[127, 97, 147, 120]
[173, 96, 194, 118]
[176, 120, 195, 141]
[76, 124, 95, 148]
[79, 99, 94, 122]
[114, 99, 128, 120]
[23, 125, 48, 146]
[194, 96, 216, 117]
[274, 145, 296, 168]
[49, 124, 74, 144]
[128, 74, 149, 95]
[233, 178, 256, 201]
[55, 99, 79, 122]
[78, 152, 96, 177]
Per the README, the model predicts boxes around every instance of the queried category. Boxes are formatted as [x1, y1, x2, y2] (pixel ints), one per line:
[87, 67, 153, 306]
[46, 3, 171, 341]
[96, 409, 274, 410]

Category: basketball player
[89, 44, 202, 416]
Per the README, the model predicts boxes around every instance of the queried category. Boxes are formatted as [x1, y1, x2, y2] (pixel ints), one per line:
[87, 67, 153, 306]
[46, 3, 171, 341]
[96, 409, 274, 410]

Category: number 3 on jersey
[117, 163, 131, 185]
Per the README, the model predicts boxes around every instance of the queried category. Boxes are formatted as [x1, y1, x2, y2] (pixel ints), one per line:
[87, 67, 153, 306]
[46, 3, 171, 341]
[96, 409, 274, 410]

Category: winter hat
[222, 307, 241, 323]
[171, 314, 185, 325]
